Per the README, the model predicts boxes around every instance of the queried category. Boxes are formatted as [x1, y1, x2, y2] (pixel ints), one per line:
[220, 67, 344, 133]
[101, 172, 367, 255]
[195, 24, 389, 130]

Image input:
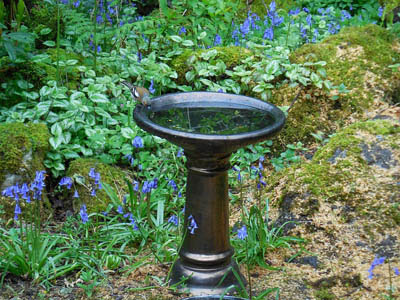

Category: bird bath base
[133, 92, 285, 295]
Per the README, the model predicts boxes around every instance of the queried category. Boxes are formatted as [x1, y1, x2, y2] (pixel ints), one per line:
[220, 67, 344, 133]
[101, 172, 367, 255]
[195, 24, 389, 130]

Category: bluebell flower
[96, 15, 103, 24]
[97, 45, 101, 53]
[123, 195, 127, 205]
[303, 7, 310, 13]
[214, 34, 222, 46]
[125, 154, 134, 166]
[312, 29, 319, 43]
[14, 202, 21, 221]
[232, 29, 240, 46]
[133, 180, 139, 192]
[2, 186, 15, 198]
[73, 0, 80, 8]
[179, 26, 186, 35]
[300, 24, 308, 39]
[149, 79, 155, 94]
[119, 20, 124, 27]
[142, 181, 151, 194]
[60, 0, 68, 4]
[368, 256, 386, 279]
[263, 26, 274, 40]
[395, 267, 399, 276]
[102, 211, 108, 216]
[117, 205, 123, 214]
[306, 14, 312, 26]
[21, 183, 29, 199]
[232, 166, 241, 181]
[73, 189, 79, 198]
[32, 170, 45, 200]
[258, 156, 265, 169]
[188, 215, 198, 234]
[168, 215, 179, 226]
[237, 225, 247, 240]
[90, 188, 96, 197]
[378, 6, 384, 18]
[89, 168, 96, 179]
[59, 176, 73, 189]
[240, 18, 250, 37]
[289, 8, 300, 16]
[178, 191, 182, 197]
[80, 204, 89, 224]
[217, 89, 223, 93]
[168, 179, 178, 191]
[137, 51, 142, 62]
[177, 148, 184, 157]
[269, 0, 276, 12]
[133, 136, 144, 148]
[341, 10, 351, 21]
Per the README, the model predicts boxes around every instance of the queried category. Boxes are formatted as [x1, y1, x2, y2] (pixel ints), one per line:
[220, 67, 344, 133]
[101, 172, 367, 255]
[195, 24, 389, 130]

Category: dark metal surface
[133, 92, 286, 295]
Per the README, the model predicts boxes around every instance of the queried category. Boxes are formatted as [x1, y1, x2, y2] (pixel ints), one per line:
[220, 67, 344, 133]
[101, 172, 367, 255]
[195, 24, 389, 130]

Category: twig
[287, 86, 305, 113]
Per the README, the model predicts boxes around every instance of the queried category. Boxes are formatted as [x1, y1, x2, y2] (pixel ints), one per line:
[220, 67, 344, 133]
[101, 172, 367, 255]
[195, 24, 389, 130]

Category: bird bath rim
[133, 91, 286, 154]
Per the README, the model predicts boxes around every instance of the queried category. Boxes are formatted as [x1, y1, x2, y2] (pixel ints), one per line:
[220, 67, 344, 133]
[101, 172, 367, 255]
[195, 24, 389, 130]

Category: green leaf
[51, 123, 62, 136]
[94, 107, 111, 118]
[169, 35, 182, 43]
[90, 93, 109, 103]
[40, 28, 52, 35]
[182, 40, 194, 47]
[121, 127, 135, 139]
[43, 40, 56, 47]
[3, 41, 16, 61]
[198, 31, 207, 40]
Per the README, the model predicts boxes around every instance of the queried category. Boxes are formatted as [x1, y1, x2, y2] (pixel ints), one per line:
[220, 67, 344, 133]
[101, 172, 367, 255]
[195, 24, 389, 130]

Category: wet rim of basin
[133, 91, 286, 147]
[181, 296, 248, 300]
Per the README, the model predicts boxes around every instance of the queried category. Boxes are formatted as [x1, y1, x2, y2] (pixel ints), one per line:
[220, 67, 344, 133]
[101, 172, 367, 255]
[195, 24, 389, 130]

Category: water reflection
[147, 107, 274, 135]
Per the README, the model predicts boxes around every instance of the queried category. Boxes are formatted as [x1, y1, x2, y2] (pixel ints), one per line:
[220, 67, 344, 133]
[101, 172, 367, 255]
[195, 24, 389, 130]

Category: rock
[271, 24, 400, 149]
[64, 158, 133, 214]
[0, 122, 51, 220]
[264, 118, 400, 299]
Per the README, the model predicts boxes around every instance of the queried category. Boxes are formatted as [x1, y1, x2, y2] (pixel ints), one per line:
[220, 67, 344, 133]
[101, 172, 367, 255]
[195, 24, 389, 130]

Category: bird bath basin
[134, 92, 285, 295]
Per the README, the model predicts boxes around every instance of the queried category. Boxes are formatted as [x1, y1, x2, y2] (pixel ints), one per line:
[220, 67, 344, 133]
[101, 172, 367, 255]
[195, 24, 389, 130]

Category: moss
[314, 288, 336, 300]
[268, 119, 399, 227]
[27, 2, 65, 49]
[272, 25, 400, 150]
[170, 46, 254, 85]
[66, 158, 131, 213]
[0, 122, 51, 219]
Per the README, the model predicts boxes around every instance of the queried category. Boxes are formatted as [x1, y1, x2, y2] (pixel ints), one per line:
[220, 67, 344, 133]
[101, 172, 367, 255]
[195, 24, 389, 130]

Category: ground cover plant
[0, 0, 399, 299]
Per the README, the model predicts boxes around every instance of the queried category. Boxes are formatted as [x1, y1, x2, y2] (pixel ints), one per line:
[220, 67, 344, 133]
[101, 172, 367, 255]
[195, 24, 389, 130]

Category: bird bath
[133, 92, 285, 295]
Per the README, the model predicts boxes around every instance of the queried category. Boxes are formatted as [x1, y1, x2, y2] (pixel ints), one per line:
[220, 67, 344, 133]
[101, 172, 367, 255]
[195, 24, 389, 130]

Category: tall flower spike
[80, 204, 89, 224]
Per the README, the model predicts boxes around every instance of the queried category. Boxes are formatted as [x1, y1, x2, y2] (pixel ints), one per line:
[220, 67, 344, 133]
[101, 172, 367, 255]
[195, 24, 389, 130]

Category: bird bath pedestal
[134, 92, 285, 295]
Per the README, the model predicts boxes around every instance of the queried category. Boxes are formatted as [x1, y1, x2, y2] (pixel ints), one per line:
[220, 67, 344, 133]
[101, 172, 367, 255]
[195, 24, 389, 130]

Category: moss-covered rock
[272, 24, 400, 149]
[0, 122, 51, 220]
[65, 158, 132, 213]
[261, 118, 400, 299]
[170, 46, 254, 85]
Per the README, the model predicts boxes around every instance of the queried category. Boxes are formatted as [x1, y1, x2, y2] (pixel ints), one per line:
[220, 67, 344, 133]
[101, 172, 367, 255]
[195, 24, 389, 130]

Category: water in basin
[147, 106, 274, 135]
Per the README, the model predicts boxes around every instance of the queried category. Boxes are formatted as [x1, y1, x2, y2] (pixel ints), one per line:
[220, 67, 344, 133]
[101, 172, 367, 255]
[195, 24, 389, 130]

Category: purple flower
[240, 18, 250, 37]
[133, 136, 144, 148]
[90, 188, 96, 197]
[73, 189, 79, 198]
[188, 215, 198, 234]
[395, 267, 399, 276]
[96, 15, 103, 24]
[73, 0, 80, 8]
[149, 79, 155, 94]
[168, 179, 178, 191]
[179, 26, 186, 35]
[132, 180, 139, 192]
[117, 205, 123, 214]
[80, 204, 89, 224]
[214, 34, 222, 46]
[177, 148, 184, 157]
[341, 10, 351, 21]
[303, 7, 310, 13]
[289, 8, 300, 16]
[14, 202, 21, 221]
[232, 166, 241, 181]
[137, 51, 142, 62]
[263, 26, 274, 40]
[168, 215, 179, 226]
[89, 168, 96, 178]
[125, 154, 135, 166]
[97, 45, 101, 53]
[378, 6, 384, 18]
[368, 256, 386, 279]
[306, 14, 312, 26]
[59, 176, 73, 189]
[237, 225, 247, 240]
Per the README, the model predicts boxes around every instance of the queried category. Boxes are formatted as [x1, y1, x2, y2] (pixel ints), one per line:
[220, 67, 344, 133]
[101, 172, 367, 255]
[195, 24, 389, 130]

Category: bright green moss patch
[0, 122, 51, 219]
[272, 25, 400, 150]
[66, 158, 131, 213]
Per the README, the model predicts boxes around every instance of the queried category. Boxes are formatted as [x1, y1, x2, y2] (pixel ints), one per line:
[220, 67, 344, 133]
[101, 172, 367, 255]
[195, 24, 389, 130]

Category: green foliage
[296, 0, 377, 13]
